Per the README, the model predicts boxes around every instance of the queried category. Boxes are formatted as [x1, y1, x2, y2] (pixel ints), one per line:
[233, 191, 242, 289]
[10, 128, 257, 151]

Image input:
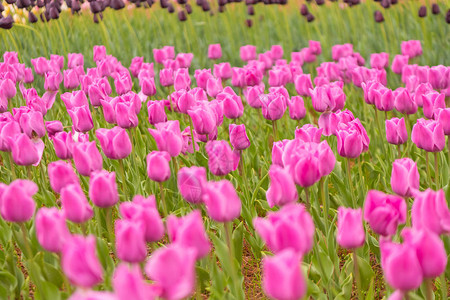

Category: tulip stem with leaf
[434, 152, 439, 189]
[440, 272, 447, 300]
[8, 153, 16, 180]
[425, 152, 432, 187]
[224, 222, 243, 300]
[19, 223, 33, 259]
[189, 117, 196, 154]
[158, 182, 168, 217]
[424, 278, 433, 300]
[346, 158, 356, 208]
[319, 178, 328, 230]
[353, 251, 363, 300]
[118, 159, 127, 197]
[105, 206, 115, 244]
[304, 187, 310, 210]
[26, 165, 32, 180]
[272, 120, 278, 142]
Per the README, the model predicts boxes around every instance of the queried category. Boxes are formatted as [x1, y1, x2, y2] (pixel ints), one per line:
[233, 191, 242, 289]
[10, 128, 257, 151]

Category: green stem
[426, 152, 432, 187]
[346, 158, 356, 208]
[304, 187, 310, 211]
[272, 120, 278, 142]
[424, 278, 433, 300]
[26, 165, 32, 181]
[319, 178, 328, 231]
[118, 159, 127, 199]
[353, 251, 363, 300]
[19, 223, 33, 259]
[58, 253, 72, 294]
[189, 117, 196, 155]
[9, 152, 16, 180]
[397, 144, 402, 159]
[224, 222, 242, 300]
[158, 182, 168, 217]
[434, 152, 439, 189]
[440, 271, 447, 300]
[105, 207, 115, 245]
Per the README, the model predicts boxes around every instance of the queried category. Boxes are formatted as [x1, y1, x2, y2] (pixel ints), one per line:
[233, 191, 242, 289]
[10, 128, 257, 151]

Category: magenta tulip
[411, 118, 445, 152]
[148, 120, 183, 157]
[48, 160, 80, 193]
[205, 140, 240, 176]
[385, 117, 408, 145]
[411, 189, 450, 235]
[202, 180, 241, 222]
[36, 207, 70, 253]
[89, 170, 119, 208]
[72, 141, 103, 176]
[177, 166, 207, 204]
[0, 179, 37, 223]
[391, 158, 420, 197]
[96, 127, 132, 159]
[229, 124, 250, 150]
[115, 219, 147, 263]
[146, 151, 171, 182]
[337, 207, 365, 249]
[61, 183, 93, 223]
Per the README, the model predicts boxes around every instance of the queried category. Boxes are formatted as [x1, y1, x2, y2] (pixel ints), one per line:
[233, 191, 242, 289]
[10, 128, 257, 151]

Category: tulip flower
[61, 183, 94, 224]
[45, 120, 63, 137]
[411, 189, 450, 235]
[310, 83, 346, 113]
[61, 90, 89, 110]
[229, 124, 250, 150]
[401, 228, 447, 279]
[62, 235, 103, 288]
[213, 62, 232, 80]
[177, 166, 207, 204]
[44, 72, 63, 91]
[262, 249, 306, 300]
[96, 127, 132, 160]
[146, 151, 171, 182]
[36, 207, 71, 253]
[337, 207, 365, 249]
[0, 78, 16, 99]
[260, 92, 287, 121]
[391, 55, 409, 74]
[68, 53, 84, 69]
[0, 179, 37, 223]
[422, 91, 445, 119]
[14, 108, 46, 138]
[265, 165, 298, 208]
[294, 124, 322, 143]
[411, 118, 445, 152]
[374, 88, 395, 112]
[148, 120, 183, 157]
[48, 160, 80, 193]
[370, 52, 389, 69]
[72, 141, 103, 177]
[174, 68, 191, 91]
[89, 170, 119, 208]
[401, 40, 422, 58]
[119, 195, 164, 243]
[188, 104, 217, 136]
[245, 84, 264, 108]
[287, 96, 306, 120]
[205, 140, 240, 176]
[113, 264, 161, 300]
[380, 240, 423, 292]
[145, 244, 196, 300]
[64, 69, 80, 90]
[208, 44, 222, 60]
[9, 133, 42, 166]
[68, 105, 94, 133]
[218, 87, 244, 119]
[115, 219, 147, 263]
[167, 210, 211, 259]
[385, 117, 408, 145]
[390, 158, 420, 197]
[240, 45, 257, 61]
[114, 73, 132, 96]
[202, 180, 241, 222]
[254, 203, 314, 254]
[364, 190, 406, 237]
[51, 132, 74, 160]
[147, 101, 167, 125]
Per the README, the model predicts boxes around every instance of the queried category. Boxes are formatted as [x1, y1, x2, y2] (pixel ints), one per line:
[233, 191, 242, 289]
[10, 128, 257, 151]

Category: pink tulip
[174, 68, 191, 91]
[385, 117, 408, 145]
[115, 219, 147, 263]
[202, 180, 241, 222]
[0, 78, 16, 99]
[113, 263, 160, 300]
[229, 124, 250, 150]
[213, 62, 232, 80]
[68, 53, 84, 69]
[374, 88, 395, 112]
[177, 166, 207, 204]
[8, 133, 41, 166]
[240, 45, 257, 61]
[147, 101, 167, 125]
[310, 83, 346, 113]
[61, 183, 94, 223]
[146, 151, 171, 182]
[265, 165, 298, 208]
[68, 105, 94, 133]
[114, 73, 132, 96]
[44, 72, 63, 91]
[206, 77, 223, 98]
[159, 68, 174, 87]
[391, 158, 420, 197]
[145, 244, 196, 300]
[254, 203, 313, 254]
[208, 44, 222, 60]
[391, 55, 409, 74]
[411, 189, 450, 235]
[205, 140, 240, 176]
[0, 119, 20, 152]
[295, 124, 322, 143]
[188, 104, 217, 136]
[428, 65, 449, 90]
[364, 190, 406, 237]
[331, 43, 353, 61]
[176, 53, 193, 68]
[380, 239, 423, 292]
[51, 132, 75, 160]
[167, 210, 211, 259]
[72, 141, 103, 177]
[148, 120, 183, 157]
[436, 108, 450, 135]
[61, 90, 89, 109]
[45, 120, 63, 137]
[262, 249, 306, 300]
[96, 127, 132, 159]
[370, 52, 389, 69]
[92, 45, 106, 62]
[89, 170, 119, 208]
[0, 179, 37, 223]
[337, 207, 365, 249]
[287, 96, 306, 120]
[261, 92, 287, 121]
[422, 91, 445, 119]
[411, 118, 445, 152]
[62, 235, 103, 288]
[36, 207, 70, 253]
[14, 108, 46, 138]
[336, 127, 363, 158]
[129, 56, 144, 77]
[245, 84, 264, 108]
[402, 228, 447, 278]
[48, 160, 79, 193]
[64, 69, 80, 90]
[220, 90, 244, 119]
[401, 40, 422, 58]
[119, 195, 164, 243]
[294, 74, 313, 97]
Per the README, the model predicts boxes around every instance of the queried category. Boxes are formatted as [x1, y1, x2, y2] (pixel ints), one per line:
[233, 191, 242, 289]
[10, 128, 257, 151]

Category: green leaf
[232, 222, 244, 266]
[0, 271, 18, 296]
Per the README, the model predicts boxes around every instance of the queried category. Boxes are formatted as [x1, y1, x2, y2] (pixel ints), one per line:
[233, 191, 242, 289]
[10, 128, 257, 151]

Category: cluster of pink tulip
[0, 36, 450, 299]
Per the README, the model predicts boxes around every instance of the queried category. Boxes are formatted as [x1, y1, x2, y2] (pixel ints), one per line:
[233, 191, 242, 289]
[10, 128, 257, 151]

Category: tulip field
[0, 0, 450, 299]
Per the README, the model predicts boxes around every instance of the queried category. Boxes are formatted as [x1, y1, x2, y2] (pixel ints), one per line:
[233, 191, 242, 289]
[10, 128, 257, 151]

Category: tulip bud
[390, 158, 420, 197]
[148, 121, 183, 157]
[208, 44, 222, 60]
[61, 183, 94, 223]
[411, 189, 450, 235]
[229, 124, 250, 150]
[0, 179, 37, 223]
[202, 180, 241, 222]
[411, 118, 445, 152]
[146, 151, 171, 182]
[337, 207, 365, 249]
[48, 161, 80, 193]
[265, 165, 298, 208]
[36, 207, 71, 253]
[205, 140, 240, 176]
[115, 219, 147, 263]
[96, 127, 132, 159]
[113, 264, 160, 300]
[89, 170, 119, 208]
[385, 117, 407, 145]
[177, 166, 207, 204]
